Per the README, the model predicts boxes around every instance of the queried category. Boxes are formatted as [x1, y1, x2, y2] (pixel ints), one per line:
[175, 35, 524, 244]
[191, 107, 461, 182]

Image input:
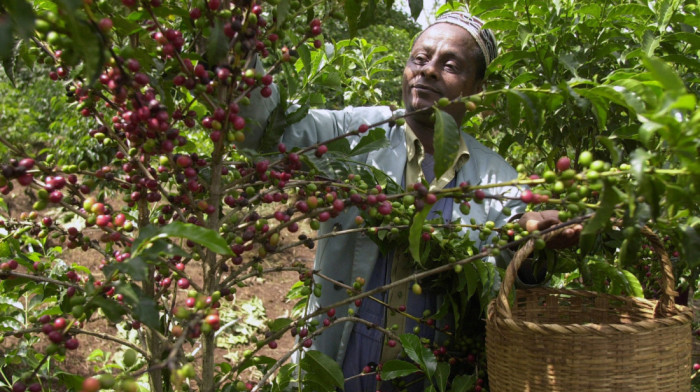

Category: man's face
[402, 23, 483, 124]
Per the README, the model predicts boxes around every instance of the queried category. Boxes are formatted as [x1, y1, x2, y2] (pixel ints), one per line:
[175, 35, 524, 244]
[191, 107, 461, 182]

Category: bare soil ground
[1, 188, 314, 388]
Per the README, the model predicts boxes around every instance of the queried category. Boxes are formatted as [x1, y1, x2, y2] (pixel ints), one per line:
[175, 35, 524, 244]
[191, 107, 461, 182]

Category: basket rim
[492, 225, 683, 328]
[487, 286, 694, 335]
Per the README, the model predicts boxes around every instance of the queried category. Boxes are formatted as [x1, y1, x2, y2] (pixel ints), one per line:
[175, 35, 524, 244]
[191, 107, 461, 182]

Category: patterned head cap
[431, 11, 498, 67]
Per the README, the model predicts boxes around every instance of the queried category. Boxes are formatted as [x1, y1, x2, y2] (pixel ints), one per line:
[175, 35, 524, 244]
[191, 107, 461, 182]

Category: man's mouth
[411, 83, 440, 95]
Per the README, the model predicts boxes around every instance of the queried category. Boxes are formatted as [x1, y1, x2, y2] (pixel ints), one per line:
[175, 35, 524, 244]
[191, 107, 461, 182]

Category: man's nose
[420, 60, 439, 79]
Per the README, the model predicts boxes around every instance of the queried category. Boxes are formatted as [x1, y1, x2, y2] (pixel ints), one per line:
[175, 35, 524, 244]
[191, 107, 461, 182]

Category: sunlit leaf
[297, 44, 312, 75]
[643, 56, 685, 92]
[608, 3, 653, 19]
[621, 270, 643, 297]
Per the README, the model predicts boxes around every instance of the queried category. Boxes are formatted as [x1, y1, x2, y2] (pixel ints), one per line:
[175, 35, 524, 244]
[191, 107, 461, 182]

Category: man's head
[402, 12, 497, 125]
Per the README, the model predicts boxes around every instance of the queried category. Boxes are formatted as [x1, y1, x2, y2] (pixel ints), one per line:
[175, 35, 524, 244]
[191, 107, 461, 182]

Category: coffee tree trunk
[137, 197, 165, 392]
[202, 142, 225, 392]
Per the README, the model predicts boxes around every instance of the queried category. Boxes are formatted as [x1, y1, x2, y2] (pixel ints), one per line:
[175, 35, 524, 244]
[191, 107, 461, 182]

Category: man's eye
[413, 55, 428, 64]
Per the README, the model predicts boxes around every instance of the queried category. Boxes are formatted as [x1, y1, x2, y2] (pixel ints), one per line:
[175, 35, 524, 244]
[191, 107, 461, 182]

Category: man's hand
[518, 210, 582, 249]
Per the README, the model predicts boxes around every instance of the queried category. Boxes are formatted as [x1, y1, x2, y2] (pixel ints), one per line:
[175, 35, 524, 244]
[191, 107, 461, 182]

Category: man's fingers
[536, 218, 561, 231]
[547, 225, 583, 249]
[518, 211, 544, 228]
[539, 210, 560, 222]
[519, 212, 583, 249]
[525, 219, 539, 232]
[524, 218, 559, 232]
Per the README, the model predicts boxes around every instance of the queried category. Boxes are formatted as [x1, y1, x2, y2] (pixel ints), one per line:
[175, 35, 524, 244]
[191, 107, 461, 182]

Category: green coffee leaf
[400, 334, 437, 377]
[381, 359, 421, 380]
[298, 44, 311, 75]
[238, 355, 277, 376]
[505, 90, 537, 130]
[272, 363, 295, 392]
[134, 298, 160, 330]
[643, 56, 685, 93]
[156, 222, 233, 256]
[409, 208, 431, 264]
[433, 109, 459, 180]
[580, 183, 620, 253]
[207, 21, 228, 66]
[409, 0, 422, 19]
[5, 0, 35, 39]
[91, 296, 126, 324]
[300, 350, 345, 390]
[621, 269, 643, 297]
[102, 256, 148, 281]
[449, 374, 475, 392]
[349, 128, 389, 157]
[344, 0, 361, 36]
[435, 362, 449, 392]
[463, 263, 479, 300]
[325, 138, 351, 155]
[267, 317, 292, 332]
[276, 0, 291, 26]
[681, 224, 700, 270]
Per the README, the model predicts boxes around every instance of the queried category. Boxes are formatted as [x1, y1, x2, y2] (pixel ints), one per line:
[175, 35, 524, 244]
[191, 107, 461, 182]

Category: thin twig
[69, 327, 150, 358]
[250, 315, 399, 392]
[0, 271, 83, 291]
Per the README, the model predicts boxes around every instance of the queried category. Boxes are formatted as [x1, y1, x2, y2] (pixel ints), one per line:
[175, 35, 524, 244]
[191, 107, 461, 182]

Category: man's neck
[405, 117, 434, 155]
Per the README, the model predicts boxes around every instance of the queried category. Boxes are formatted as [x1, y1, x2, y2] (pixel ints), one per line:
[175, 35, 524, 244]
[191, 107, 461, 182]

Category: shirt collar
[404, 125, 470, 169]
[405, 125, 422, 163]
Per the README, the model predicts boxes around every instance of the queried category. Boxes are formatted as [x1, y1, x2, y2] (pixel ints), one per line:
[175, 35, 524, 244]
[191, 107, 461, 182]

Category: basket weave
[486, 226, 694, 392]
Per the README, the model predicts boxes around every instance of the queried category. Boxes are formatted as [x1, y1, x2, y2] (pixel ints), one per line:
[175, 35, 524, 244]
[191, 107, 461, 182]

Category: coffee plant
[0, 0, 698, 391]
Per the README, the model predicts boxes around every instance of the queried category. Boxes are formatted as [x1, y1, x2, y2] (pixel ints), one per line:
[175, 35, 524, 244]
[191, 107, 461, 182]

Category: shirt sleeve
[238, 56, 394, 150]
[236, 56, 281, 150]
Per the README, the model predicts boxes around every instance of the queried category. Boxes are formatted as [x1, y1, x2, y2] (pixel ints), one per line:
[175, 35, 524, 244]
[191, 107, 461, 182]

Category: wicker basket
[486, 226, 694, 392]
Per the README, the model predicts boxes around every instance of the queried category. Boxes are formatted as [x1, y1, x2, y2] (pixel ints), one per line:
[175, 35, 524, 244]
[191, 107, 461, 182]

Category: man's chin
[406, 98, 437, 114]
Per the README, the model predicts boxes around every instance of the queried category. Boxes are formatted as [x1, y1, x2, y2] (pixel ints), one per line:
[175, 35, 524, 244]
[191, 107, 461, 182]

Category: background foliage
[468, 0, 700, 294]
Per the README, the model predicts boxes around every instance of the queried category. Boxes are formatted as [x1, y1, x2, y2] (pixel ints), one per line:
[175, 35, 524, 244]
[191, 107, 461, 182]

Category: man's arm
[236, 57, 281, 150]
[237, 57, 394, 152]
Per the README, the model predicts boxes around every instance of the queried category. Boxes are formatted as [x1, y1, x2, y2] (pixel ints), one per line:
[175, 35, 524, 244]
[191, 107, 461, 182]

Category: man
[244, 10, 579, 391]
